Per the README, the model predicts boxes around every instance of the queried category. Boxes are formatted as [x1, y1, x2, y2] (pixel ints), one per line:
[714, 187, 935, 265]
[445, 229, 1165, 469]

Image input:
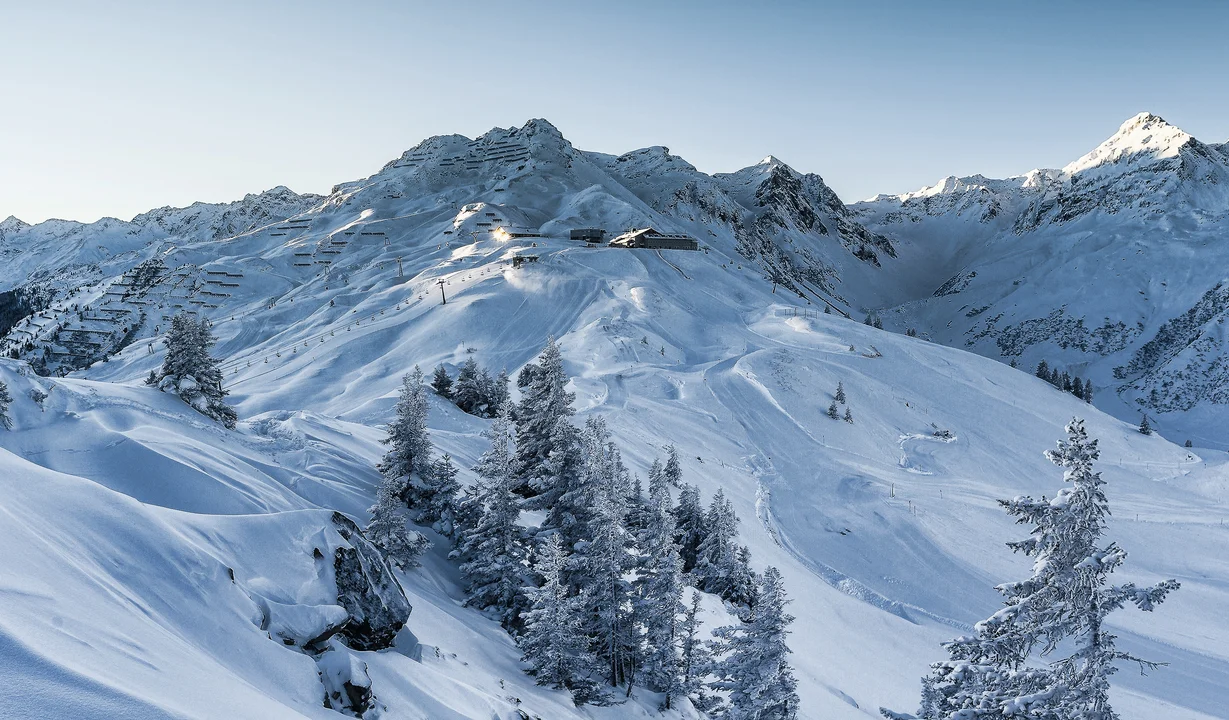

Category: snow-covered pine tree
[673, 483, 707, 574]
[663, 445, 683, 488]
[835, 381, 846, 404]
[154, 313, 237, 428]
[1035, 360, 1050, 381]
[844, 407, 854, 424]
[421, 453, 460, 535]
[679, 590, 713, 707]
[725, 546, 758, 608]
[579, 478, 639, 689]
[378, 367, 434, 512]
[0, 378, 12, 429]
[1083, 382, 1094, 404]
[513, 337, 576, 496]
[624, 469, 649, 536]
[709, 567, 799, 720]
[637, 459, 686, 707]
[1027, 419, 1178, 718]
[827, 401, 840, 420]
[519, 533, 601, 704]
[457, 408, 528, 629]
[430, 364, 453, 398]
[1139, 413, 1152, 435]
[452, 358, 485, 415]
[569, 417, 639, 687]
[694, 489, 741, 600]
[491, 367, 511, 416]
[883, 418, 1179, 720]
[367, 473, 429, 569]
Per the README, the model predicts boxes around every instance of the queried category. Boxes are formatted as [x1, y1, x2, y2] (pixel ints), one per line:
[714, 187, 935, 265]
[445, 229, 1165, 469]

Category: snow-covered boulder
[317, 637, 373, 715]
[330, 512, 411, 650]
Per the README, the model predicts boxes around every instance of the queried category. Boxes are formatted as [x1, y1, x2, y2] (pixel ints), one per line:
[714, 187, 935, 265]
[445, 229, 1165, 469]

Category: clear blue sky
[3, 0, 1226, 224]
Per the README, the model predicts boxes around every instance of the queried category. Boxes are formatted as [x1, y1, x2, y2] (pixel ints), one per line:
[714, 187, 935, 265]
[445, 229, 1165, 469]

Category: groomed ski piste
[2, 118, 1228, 718]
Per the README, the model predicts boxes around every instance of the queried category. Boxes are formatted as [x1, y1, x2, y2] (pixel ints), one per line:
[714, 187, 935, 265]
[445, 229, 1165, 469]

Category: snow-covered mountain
[2, 117, 1227, 719]
[854, 112, 1229, 446]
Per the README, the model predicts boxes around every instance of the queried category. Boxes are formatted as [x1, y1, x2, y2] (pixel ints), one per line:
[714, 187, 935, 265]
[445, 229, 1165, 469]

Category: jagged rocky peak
[1063, 112, 1198, 176]
[0, 215, 30, 241]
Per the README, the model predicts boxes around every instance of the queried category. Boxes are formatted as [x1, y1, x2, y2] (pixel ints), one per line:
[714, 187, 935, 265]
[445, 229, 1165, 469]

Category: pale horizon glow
[2, 0, 1227, 224]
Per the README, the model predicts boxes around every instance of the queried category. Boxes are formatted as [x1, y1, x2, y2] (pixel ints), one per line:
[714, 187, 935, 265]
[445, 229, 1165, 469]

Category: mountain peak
[0, 215, 29, 231]
[1063, 111, 1196, 176]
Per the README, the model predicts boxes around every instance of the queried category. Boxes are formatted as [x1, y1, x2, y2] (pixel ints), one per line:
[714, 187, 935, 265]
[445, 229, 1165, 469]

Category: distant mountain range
[3, 112, 1228, 442]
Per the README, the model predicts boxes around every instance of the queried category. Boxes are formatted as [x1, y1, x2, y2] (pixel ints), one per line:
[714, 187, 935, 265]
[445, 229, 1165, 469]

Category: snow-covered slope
[853, 112, 1229, 446]
[2, 118, 1227, 719]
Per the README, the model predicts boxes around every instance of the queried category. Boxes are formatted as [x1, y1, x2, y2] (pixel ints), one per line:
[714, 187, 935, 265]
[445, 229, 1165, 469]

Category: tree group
[372, 338, 799, 716]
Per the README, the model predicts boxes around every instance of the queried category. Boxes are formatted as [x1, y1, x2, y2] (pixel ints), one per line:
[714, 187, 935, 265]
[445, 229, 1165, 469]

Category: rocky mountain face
[854, 112, 1229, 444]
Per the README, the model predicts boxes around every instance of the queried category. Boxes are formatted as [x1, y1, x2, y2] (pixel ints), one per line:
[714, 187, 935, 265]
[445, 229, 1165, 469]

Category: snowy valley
[2, 116, 1228, 720]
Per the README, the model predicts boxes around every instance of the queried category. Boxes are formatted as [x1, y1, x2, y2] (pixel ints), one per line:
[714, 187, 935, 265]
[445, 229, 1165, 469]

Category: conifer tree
[367, 473, 428, 569]
[835, 381, 846, 404]
[570, 417, 639, 687]
[430, 364, 453, 398]
[533, 416, 602, 554]
[663, 444, 683, 488]
[513, 338, 576, 495]
[153, 313, 237, 428]
[1139, 413, 1152, 435]
[378, 368, 434, 511]
[421, 453, 460, 535]
[679, 590, 713, 706]
[883, 419, 1179, 720]
[0, 379, 12, 429]
[844, 407, 854, 424]
[1035, 360, 1050, 382]
[457, 408, 527, 629]
[673, 483, 707, 574]
[710, 567, 799, 720]
[827, 401, 840, 420]
[1083, 381, 1094, 404]
[580, 484, 639, 689]
[491, 368, 511, 415]
[520, 534, 600, 704]
[695, 489, 741, 599]
[637, 460, 686, 707]
[452, 358, 485, 415]
[624, 469, 650, 535]
[726, 546, 759, 608]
